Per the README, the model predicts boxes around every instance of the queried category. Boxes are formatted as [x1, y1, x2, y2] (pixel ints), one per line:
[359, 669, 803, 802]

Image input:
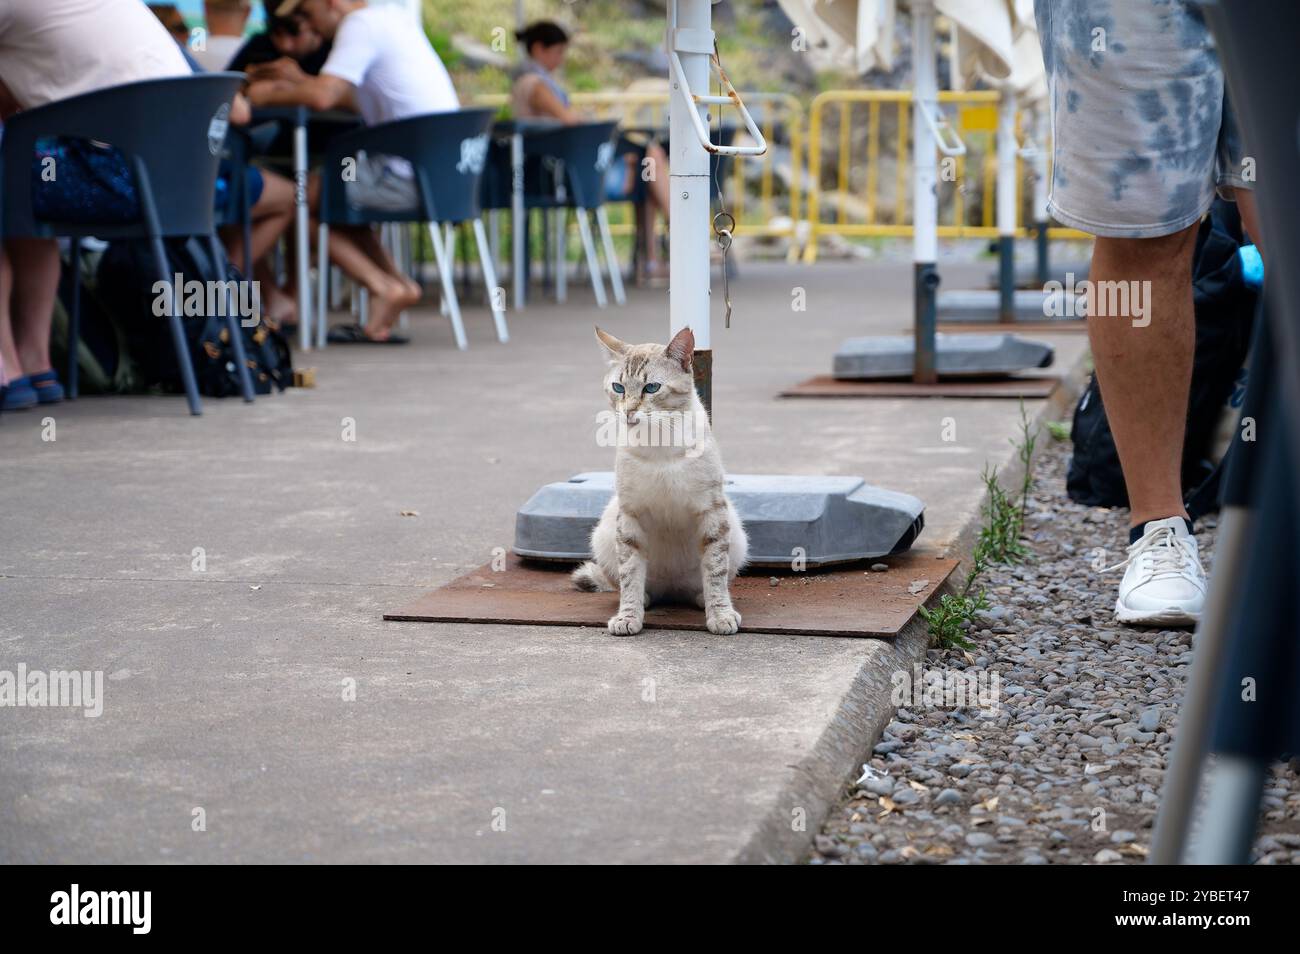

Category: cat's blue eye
[611, 382, 625, 394]
[642, 383, 661, 394]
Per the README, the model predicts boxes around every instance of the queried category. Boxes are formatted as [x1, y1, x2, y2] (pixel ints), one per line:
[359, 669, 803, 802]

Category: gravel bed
[810, 435, 1300, 865]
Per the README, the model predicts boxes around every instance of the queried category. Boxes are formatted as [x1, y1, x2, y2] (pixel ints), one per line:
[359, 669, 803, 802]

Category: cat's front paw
[607, 611, 644, 636]
[706, 606, 742, 635]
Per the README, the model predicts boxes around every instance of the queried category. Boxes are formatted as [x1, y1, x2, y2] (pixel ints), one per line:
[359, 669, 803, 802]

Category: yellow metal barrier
[474, 91, 803, 252]
[802, 89, 1089, 263]
[475, 87, 1088, 264]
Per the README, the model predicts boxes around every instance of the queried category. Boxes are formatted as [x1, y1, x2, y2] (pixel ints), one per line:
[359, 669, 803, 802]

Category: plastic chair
[316, 108, 506, 350]
[482, 121, 625, 307]
[0, 74, 253, 415]
[215, 121, 280, 277]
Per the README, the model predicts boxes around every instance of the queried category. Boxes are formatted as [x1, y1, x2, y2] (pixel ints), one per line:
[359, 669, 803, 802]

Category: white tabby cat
[573, 326, 748, 636]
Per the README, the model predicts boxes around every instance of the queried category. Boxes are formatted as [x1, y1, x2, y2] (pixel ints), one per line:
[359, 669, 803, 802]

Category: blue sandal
[28, 369, 65, 404]
[1, 376, 38, 411]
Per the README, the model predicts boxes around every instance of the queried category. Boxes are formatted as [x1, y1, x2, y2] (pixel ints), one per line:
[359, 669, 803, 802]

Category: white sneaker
[1109, 517, 1206, 626]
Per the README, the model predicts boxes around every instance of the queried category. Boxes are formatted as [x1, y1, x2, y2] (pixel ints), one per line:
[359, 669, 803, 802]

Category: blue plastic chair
[316, 108, 505, 350]
[0, 74, 253, 414]
[481, 121, 624, 307]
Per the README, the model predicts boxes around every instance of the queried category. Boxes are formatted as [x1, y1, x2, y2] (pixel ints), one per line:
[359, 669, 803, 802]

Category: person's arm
[251, 11, 367, 115]
[246, 56, 308, 84]
[246, 73, 356, 113]
[528, 80, 582, 124]
[229, 91, 252, 125]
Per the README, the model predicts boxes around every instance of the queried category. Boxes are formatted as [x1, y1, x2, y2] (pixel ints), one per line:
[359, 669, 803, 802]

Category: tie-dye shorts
[1035, 0, 1252, 239]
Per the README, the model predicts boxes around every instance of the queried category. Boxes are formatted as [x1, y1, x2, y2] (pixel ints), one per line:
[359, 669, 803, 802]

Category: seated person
[191, 0, 251, 72]
[0, 214, 60, 412]
[0, 0, 277, 409]
[147, 3, 298, 325]
[147, 3, 192, 47]
[512, 20, 671, 283]
[247, 0, 461, 343]
[227, 9, 332, 75]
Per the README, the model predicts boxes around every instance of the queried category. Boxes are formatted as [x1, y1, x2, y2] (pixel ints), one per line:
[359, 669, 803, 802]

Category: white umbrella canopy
[778, 0, 898, 74]
[951, 0, 1046, 102]
[777, 0, 1045, 103]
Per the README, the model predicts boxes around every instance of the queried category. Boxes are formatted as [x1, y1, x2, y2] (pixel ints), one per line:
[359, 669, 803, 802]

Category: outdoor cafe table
[250, 106, 361, 351]
[490, 118, 563, 310]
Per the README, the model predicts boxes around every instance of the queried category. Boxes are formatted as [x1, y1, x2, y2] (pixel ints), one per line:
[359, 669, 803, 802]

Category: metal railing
[473, 88, 1089, 263]
[474, 91, 803, 251]
[802, 88, 1089, 262]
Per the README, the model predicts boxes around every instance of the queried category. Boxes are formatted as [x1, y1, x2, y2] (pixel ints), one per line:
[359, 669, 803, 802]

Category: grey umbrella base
[937, 287, 1089, 322]
[514, 472, 925, 568]
[985, 262, 1091, 290]
[831, 333, 1054, 380]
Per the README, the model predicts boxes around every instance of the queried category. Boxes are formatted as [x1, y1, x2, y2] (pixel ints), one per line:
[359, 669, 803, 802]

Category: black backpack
[1066, 199, 1258, 518]
[49, 246, 143, 395]
[95, 236, 292, 397]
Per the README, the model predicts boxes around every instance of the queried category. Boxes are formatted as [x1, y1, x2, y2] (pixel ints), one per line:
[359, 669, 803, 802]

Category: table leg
[294, 110, 313, 352]
[511, 132, 526, 310]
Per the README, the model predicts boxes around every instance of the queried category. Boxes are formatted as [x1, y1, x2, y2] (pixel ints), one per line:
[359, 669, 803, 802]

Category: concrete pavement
[0, 258, 1087, 863]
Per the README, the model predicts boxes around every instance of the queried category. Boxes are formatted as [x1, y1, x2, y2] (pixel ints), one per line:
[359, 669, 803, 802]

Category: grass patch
[921, 402, 1037, 650]
[918, 590, 989, 652]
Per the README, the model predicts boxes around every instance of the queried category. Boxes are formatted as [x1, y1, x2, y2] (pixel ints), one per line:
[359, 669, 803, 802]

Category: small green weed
[924, 402, 1037, 649]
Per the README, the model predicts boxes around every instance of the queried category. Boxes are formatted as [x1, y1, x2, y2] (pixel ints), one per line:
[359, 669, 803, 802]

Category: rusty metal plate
[385, 552, 959, 638]
[779, 375, 1060, 399]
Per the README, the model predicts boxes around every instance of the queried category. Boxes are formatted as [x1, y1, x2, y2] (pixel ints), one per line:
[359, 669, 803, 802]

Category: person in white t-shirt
[247, 0, 460, 342]
[191, 0, 252, 72]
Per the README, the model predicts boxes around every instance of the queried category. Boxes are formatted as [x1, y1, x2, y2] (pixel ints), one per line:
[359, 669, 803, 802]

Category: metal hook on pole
[713, 209, 735, 327]
[914, 98, 967, 157]
[667, 2, 769, 157]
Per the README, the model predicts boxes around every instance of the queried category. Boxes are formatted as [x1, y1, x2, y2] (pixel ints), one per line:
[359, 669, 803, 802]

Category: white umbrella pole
[995, 83, 1018, 320]
[669, 0, 714, 414]
[911, 0, 939, 383]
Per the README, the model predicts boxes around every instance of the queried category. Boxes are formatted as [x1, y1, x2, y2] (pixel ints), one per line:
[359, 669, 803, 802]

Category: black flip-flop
[326, 323, 410, 345]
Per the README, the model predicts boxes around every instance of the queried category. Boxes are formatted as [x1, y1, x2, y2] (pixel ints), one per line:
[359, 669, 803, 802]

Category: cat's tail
[572, 561, 615, 592]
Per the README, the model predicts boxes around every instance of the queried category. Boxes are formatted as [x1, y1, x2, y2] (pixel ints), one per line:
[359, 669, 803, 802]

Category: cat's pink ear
[665, 327, 694, 371]
[595, 326, 628, 361]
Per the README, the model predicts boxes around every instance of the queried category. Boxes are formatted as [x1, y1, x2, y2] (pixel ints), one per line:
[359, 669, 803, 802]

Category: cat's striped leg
[700, 504, 742, 635]
[608, 510, 648, 635]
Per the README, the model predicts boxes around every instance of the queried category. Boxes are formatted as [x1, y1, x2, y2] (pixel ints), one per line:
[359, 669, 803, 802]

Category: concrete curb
[734, 353, 1091, 864]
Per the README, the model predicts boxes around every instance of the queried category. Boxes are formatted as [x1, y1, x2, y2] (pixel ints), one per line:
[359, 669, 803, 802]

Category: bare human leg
[7, 238, 60, 378]
[350, 224, 420, 304]
[221, 170, 297, 325]
[642, 142, 671, 224]
[641, 142, 671, 279]
[639, 199, 663, 277]
[0, 243, 19, 383]
[304, 173, 416, 340]
[253, 258, 296, 326]
[1087, 225, 1199, 528]
[317, 225, 412, 340]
